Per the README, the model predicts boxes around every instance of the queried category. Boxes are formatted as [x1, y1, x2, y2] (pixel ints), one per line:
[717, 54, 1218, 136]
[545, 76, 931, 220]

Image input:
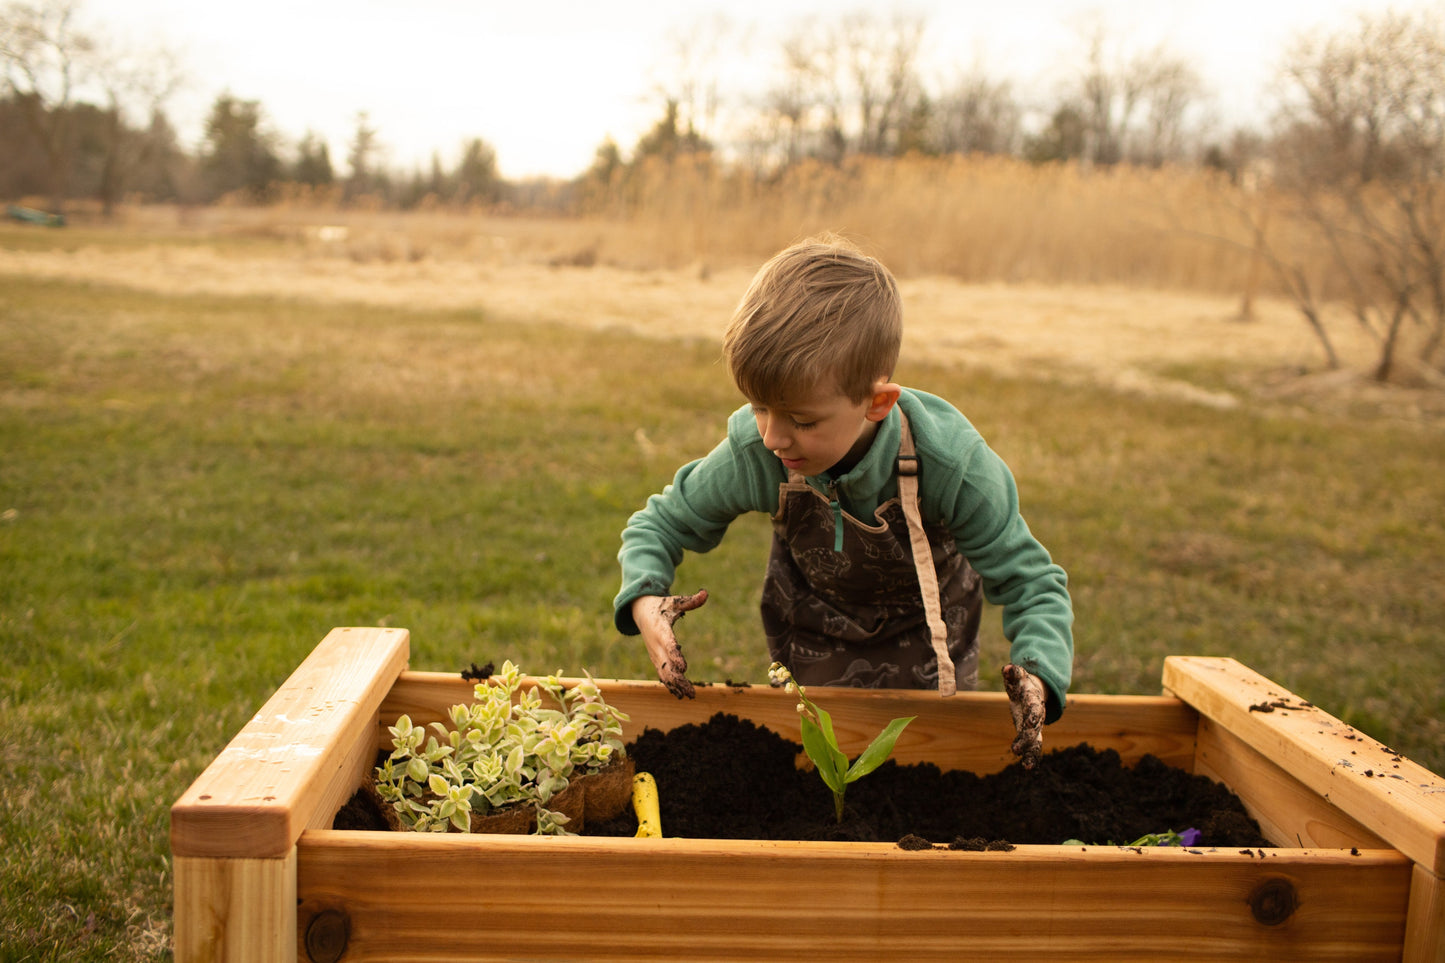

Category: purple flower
[1179, 828, 1202, 847]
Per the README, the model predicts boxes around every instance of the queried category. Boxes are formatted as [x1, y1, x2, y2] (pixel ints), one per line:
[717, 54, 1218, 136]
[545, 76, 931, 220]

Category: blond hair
[723, 235, 901, 404]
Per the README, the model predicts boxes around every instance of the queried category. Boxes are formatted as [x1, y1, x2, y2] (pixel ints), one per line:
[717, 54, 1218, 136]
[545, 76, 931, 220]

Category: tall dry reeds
[598, 155, 1321, 298]
[104, 156, 1345, 301]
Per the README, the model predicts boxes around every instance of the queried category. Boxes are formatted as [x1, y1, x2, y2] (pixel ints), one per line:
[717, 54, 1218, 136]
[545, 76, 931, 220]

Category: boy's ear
[865, 381, 902, 422]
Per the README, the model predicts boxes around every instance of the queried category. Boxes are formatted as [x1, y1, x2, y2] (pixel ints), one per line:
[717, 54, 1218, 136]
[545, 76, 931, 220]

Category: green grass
[1, 274, 1442, 960]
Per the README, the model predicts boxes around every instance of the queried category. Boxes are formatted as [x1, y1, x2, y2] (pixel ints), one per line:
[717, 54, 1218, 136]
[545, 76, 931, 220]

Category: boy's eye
[751, 405, 815, 431]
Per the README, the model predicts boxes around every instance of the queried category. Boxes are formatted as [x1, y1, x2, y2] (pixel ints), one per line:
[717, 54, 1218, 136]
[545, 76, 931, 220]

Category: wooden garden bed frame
[171, 627, 1445, 962]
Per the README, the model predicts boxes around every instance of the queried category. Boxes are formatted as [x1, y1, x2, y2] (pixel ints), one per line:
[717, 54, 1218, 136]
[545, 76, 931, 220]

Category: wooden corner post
[1163, 656, 1445, 963]
[171, 627, 409, 962]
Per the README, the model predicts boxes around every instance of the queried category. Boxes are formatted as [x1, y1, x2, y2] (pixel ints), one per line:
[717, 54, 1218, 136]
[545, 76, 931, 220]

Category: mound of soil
[584, 712, 1270, 847]
[335, 711, 1270, 848]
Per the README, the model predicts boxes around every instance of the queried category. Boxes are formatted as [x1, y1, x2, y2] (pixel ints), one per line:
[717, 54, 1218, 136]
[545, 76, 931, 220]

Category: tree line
[0, 1, 1412, 213]
[4, 2, 1442, 381]
[0, 0, 513, 211]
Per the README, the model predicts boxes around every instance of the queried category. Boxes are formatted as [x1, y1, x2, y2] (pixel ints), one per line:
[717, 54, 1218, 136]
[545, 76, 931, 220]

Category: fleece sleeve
[936, 443, 1074, 723]
[613, 434, 773, 635]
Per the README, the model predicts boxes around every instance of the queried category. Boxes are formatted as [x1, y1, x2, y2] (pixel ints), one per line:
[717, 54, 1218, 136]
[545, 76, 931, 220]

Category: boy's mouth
[778, 455, 807, 470]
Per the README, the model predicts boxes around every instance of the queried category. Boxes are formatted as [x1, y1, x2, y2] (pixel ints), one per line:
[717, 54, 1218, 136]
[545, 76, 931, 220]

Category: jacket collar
[815, 403, 901, 498]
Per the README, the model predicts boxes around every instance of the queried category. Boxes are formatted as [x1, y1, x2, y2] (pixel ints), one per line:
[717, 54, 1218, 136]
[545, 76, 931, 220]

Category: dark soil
[336, 711, 1270, 848]
[584, 712, 1271, 847]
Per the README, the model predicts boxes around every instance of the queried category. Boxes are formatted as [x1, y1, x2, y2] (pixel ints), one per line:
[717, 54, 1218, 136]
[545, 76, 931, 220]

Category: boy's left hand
[1002, 663, 1046, 769]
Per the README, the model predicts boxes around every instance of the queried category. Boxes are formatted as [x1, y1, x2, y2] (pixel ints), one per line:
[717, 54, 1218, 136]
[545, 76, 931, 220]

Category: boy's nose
[760, 417, 789, 451]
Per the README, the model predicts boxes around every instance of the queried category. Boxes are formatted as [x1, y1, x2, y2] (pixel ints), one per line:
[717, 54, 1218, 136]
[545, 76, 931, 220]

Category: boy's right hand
[632, 589, 708, 700]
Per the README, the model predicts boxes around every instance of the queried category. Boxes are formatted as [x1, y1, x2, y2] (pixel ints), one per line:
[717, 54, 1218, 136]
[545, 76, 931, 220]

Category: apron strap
[897, 412, 957, 697]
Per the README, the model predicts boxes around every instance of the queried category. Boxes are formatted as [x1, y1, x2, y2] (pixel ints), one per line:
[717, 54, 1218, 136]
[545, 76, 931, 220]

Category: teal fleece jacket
[614, 387, 1074, 721]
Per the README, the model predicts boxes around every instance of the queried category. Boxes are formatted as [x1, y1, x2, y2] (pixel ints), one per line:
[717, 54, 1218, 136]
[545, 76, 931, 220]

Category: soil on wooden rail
[337, 711, 1270, 848]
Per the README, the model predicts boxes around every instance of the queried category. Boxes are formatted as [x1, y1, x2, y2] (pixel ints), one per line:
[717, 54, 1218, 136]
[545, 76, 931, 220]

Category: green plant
[373, 661, 629, 835]
[769, 662, 916, 822]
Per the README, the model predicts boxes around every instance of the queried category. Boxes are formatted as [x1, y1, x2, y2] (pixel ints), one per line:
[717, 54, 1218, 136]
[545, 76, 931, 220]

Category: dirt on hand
[648, 589, 708, 700]
[1002, 663, 1045, 769]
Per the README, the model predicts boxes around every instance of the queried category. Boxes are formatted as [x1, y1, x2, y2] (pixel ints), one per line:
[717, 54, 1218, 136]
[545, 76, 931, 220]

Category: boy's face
[749, 381, 900, 478]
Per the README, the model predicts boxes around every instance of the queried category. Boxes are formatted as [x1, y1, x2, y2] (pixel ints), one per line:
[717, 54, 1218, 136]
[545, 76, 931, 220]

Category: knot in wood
[1248, 877, 1298, 926]
[305, 908, 351, 962]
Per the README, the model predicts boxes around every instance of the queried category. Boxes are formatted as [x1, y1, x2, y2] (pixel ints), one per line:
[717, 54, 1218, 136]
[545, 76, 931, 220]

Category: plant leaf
[812, 702, 840, 750]
[800, 716, 847, 793]
[845, 716, 915, 784]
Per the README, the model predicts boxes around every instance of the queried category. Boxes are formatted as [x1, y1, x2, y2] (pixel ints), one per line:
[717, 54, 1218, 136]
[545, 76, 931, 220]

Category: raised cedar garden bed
[171, 627, 1445, 962]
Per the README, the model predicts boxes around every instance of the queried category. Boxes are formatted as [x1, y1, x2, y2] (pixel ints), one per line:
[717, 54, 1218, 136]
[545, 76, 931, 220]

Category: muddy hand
[636, 589, 708, 700]
[1002, 663, 1046, 769]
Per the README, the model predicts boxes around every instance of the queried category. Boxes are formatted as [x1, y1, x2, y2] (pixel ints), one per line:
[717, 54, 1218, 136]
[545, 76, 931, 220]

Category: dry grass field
[3, 201, 1435, 424]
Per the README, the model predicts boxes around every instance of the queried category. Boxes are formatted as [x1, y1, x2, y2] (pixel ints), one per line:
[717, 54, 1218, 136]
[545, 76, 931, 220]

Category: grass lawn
[1, 273, 1442, 959]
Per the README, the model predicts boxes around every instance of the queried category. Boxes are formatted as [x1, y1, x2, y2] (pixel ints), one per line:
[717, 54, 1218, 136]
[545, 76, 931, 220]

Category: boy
[614, 236, 1073, 767]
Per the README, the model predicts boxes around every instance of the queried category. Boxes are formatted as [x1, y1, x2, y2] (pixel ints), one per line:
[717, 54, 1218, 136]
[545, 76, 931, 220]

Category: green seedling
[769, 662, 915, 822]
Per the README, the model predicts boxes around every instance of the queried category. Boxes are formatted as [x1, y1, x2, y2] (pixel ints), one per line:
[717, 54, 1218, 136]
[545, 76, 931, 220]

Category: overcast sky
[78, 0, 1443, 180]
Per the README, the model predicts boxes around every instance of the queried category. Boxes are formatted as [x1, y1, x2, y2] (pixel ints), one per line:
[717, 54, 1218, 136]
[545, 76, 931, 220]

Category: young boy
[614, 236, 1073, 767]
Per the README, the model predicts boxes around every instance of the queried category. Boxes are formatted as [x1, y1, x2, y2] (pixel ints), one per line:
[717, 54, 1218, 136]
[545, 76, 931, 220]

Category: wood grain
[1404, 863, 1445, 963]
[1194, 717, 1390, 849]
[174, 850, 296, 962]
[297, 832, 1411, 962]
[381, 672, 1201, 774]
[1163, 655, 1445, 876]
[171, 626, 410, 859]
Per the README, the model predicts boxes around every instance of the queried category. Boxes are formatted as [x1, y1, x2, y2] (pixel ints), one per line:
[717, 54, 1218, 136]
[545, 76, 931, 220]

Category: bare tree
[0, 0, 94, 210]
[1133, 49, 1204, 167]
[1269, 10, 1445, 382]
[755, 32, 816, 169]
[1, 0, 183, 212]
[1059, 18, 1204, 168]
[650, 14, 732, 152]
[93, 40, 182, 213]
[837, 11, 926, 156]
[775, 20, 849, 163]
[932, 70, 1022, 156]
[752, 11, 927, 167]
[1074, 22, 1141, 166]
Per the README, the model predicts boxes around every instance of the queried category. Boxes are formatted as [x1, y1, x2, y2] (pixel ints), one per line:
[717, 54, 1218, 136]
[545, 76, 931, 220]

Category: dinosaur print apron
[760, 412, 982, 695]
